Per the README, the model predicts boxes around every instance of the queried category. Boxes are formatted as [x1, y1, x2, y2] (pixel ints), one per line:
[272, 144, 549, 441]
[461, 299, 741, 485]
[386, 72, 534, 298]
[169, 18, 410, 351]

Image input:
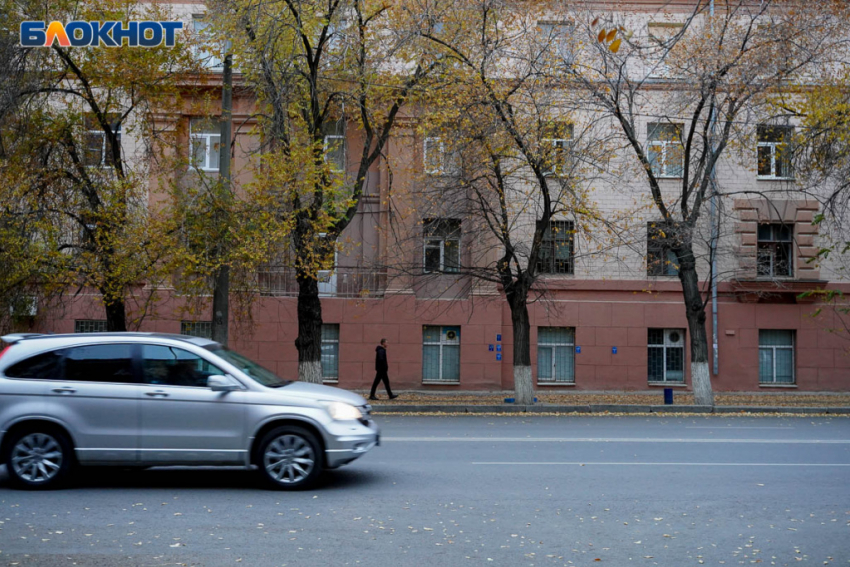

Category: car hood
[275, 381, 367, 407]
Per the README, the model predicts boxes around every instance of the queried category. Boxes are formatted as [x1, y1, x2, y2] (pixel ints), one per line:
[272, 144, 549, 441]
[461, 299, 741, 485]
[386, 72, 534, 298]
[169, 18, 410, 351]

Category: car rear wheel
[4, 427, 73, 490]
[257, 426, 322, 490]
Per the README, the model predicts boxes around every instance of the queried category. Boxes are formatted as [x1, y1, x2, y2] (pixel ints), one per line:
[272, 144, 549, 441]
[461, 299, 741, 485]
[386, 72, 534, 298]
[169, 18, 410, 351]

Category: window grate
[537, 327, 575, 383]
[648, 328, 685, 383]
[180, 320, 212, 339]
[647, 222, 679, 276]
[74, 319, 108, 333]
[756, 223, 793, 277]
[537, 220, 574, 275]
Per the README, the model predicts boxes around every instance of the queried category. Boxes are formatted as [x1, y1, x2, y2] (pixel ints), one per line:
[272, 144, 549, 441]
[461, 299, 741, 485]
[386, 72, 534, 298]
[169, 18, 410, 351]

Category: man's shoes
[368, 396, 379, 401]
[388, 394, 399, 400]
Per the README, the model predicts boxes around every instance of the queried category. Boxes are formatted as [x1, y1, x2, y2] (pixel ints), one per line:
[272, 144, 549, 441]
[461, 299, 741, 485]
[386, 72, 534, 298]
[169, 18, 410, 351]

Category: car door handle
[51, 387, 76, 394]
[145, 390, 169, 398]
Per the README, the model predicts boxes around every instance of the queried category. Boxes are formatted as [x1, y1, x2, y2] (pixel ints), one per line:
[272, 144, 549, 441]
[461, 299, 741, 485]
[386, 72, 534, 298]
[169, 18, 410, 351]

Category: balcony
[257, 267, 387, 298]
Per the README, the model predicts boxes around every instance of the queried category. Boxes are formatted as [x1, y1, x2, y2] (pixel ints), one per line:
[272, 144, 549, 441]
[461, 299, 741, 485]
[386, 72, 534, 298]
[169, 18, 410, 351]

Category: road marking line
[382, 437, 850, 444]
[471, 462, 850, 466]
[685, 426, 794, 430]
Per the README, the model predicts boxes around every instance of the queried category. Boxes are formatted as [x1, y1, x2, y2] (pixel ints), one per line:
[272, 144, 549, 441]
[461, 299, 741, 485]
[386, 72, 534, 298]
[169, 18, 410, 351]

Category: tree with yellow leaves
[0, 0, 197, 332]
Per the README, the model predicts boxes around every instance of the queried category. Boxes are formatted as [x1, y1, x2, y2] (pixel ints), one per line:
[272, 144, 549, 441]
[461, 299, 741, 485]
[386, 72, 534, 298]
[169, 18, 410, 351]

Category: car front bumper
[323, 418, 380, 469]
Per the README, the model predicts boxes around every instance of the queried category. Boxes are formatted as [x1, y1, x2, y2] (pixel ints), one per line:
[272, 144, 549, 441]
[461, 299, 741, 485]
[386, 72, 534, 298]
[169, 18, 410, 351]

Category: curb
[371, 404, 850, 415]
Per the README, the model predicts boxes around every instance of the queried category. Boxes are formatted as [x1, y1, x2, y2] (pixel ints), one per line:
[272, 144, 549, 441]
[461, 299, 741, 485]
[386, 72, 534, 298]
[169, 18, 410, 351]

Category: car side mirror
[208, 374, 242, 392]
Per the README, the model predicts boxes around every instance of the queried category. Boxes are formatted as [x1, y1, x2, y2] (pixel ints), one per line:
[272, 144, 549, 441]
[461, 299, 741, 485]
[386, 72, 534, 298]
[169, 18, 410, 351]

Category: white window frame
[424, 136, 446, 175]
[83, 122, 121, 168]
[324, 134, 346, 172]
[537, 327, 575, 384]
[648, 328, 685, 383]
[647, 123, 684, 178]
[190, 120, 221, 172]
[647, 23, 684, 79]
[759, 331, 795, 384]
[422, 326, 460, 383]
[321, 324, 340, 383]
[193, 16, 223, 71]
[537, 21, 576, 67]
[757, 126, 794, 180]
[423, 219, 460, 274]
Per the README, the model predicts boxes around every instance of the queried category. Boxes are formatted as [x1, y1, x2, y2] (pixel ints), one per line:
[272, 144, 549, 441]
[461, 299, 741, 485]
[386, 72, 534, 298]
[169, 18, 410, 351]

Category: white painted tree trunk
[691, 361, 714, 406]
[299, 360, 323, 384]
[513, 365, 534, 405]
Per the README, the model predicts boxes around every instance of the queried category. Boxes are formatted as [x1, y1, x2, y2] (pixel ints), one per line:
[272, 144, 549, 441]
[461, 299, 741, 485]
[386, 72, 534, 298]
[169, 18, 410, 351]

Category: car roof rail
[1, 333, 44, 344]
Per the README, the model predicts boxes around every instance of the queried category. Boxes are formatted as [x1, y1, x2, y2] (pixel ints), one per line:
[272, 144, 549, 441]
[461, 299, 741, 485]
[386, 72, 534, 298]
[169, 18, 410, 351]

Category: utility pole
[212, 47, 232, 346]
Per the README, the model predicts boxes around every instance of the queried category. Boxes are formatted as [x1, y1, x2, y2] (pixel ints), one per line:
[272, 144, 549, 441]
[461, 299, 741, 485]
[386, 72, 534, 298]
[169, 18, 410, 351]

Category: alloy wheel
[263, 434, 316, 484]
[11, 433, 64, 484]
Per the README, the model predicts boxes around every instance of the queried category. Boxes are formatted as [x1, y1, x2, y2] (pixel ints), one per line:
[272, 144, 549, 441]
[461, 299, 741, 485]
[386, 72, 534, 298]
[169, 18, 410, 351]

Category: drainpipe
[709, 0, 719, 376]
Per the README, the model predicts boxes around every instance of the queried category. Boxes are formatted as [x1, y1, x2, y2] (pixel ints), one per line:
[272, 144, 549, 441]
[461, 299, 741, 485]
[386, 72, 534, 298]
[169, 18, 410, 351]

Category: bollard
[663, 387, 673, 405]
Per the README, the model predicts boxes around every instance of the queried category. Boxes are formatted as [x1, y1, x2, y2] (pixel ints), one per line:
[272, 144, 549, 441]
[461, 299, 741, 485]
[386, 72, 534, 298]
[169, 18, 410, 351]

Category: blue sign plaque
[612, 346, 618, 354]
[496, 353, 502, 361]
[496, 334, 502, 341]
[496, 344, 502, 352]
[575, 346, 581, 354]
[488, 344, 494, 351]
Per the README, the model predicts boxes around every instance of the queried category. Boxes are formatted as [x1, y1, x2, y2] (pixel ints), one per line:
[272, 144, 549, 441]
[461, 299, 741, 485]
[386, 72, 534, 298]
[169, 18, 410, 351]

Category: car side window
[64, 344, 137, 383]
[4, 350, 64, 379]
[141, 345, 223, 388]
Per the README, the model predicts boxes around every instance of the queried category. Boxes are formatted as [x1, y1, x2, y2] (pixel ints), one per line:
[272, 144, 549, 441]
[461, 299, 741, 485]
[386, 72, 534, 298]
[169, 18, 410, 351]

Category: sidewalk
[358, 391, 850, 415]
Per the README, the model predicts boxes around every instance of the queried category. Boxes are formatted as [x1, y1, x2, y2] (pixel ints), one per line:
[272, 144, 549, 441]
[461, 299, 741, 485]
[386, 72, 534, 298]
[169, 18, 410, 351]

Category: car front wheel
[4, 428, 73, 490]
[257, 426, 323, 490]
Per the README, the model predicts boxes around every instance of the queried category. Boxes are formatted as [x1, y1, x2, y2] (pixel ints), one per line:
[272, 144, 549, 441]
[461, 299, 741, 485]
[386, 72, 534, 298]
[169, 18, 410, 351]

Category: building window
[423, 326, 460, 382]
[193, 17, 223, 70]
[647, 23, 684, 79]
[647, 123, 684, 178]
[423, 218, 461, 273]
[537, 21, 575, 67]
[757, 125, 794, 180]
[424, 136, 459, 176]
[648, 328, 685, 383]
[759, 330, 795, 384]
[74, 319, 108, 333]
[647, 222, 678, 276]
[537, 220, 574, 275]
[757, 223, 793, 277]
[180, 320, 212, 339]
[324, 135, 345, 172]
[321, 324, 340, 382]
[537, 327, 575, 383]
[83, 116, 121, 168]
[190, 118, 221, 171]
[542, 122, 574, 177]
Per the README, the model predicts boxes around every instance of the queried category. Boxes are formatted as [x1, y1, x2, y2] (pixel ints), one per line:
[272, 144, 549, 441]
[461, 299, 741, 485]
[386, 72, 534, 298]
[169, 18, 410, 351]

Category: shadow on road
[0, 465, 384, 492]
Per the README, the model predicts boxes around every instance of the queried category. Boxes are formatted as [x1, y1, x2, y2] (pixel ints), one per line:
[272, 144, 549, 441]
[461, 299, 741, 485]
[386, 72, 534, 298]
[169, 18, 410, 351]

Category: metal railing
[257, 267, 388, 298]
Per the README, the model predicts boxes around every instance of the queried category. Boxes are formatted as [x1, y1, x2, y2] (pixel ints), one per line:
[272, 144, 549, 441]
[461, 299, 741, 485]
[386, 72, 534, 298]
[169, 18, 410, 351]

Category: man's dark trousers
[370, 371, 394, 398]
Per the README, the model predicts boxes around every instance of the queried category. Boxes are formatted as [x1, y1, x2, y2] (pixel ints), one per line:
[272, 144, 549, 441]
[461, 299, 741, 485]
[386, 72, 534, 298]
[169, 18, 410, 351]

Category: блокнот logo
[20, 21, 183, 47]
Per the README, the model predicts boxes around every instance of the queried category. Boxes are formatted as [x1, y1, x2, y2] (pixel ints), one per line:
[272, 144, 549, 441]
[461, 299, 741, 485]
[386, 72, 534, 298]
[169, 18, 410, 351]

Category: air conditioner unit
[665, 329, 683, 346]
[10, 296, 37, 317]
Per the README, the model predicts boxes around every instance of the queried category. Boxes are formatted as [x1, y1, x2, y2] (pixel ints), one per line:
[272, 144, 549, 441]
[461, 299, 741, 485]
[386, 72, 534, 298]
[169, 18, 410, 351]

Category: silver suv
[0, 333, 379, 490]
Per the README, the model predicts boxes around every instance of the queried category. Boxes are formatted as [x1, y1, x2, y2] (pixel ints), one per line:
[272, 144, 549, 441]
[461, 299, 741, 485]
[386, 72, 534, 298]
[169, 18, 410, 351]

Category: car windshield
[207, 346, 292, 388]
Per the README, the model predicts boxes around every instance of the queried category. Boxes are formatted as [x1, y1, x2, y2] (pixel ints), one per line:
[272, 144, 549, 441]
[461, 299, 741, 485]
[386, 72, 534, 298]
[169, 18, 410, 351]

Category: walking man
[370, 338, 398, 400]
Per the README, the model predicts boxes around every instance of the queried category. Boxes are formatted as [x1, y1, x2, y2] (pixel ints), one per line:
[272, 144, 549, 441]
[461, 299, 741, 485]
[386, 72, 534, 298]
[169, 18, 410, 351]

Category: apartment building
[30, 0, 850, 392]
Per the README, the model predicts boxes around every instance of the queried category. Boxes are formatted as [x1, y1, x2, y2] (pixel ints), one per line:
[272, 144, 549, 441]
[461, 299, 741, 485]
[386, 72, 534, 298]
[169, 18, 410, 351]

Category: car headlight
[322, 401, 363, 421]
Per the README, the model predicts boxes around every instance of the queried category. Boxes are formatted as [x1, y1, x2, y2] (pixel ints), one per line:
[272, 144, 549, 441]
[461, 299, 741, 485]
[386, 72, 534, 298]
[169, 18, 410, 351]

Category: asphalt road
[0, 415, 849, 566]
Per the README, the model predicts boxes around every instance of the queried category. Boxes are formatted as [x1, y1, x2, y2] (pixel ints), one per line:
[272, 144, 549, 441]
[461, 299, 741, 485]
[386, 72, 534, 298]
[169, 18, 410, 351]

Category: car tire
[4, 426, 74, 490]
[256, 426, 323, 490]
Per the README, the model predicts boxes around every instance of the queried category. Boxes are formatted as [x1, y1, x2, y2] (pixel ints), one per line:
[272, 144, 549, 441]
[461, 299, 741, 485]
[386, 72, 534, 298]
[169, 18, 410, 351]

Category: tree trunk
[104, 298, 127, 332]
[508, 293, 534, 405]
[295, 270, 323, 384]
[676, 244, 715, 407]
